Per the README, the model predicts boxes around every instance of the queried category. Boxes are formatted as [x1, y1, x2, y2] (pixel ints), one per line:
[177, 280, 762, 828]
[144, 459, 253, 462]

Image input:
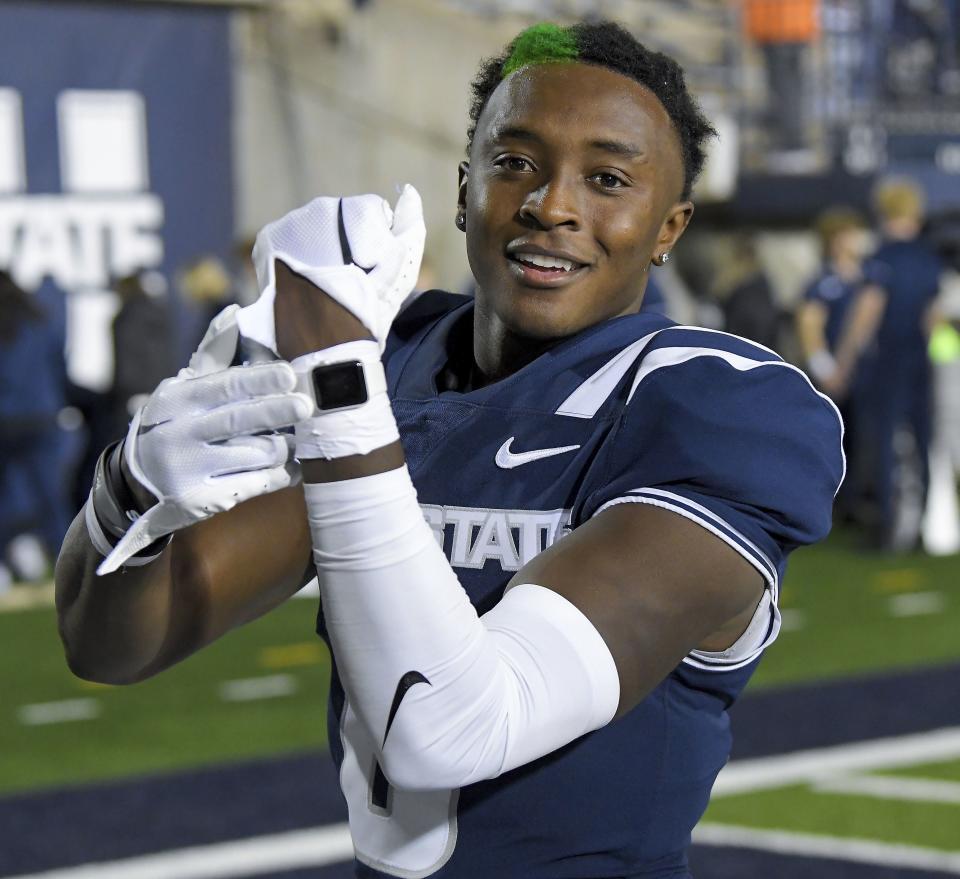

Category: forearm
[55, 510, 191, 684]
[834, 286, 886, 375]
[56, 483, 313, 684]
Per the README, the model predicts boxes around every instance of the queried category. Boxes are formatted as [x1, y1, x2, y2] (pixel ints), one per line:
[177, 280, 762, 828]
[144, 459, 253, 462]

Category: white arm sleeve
[305, 467, 620, 791]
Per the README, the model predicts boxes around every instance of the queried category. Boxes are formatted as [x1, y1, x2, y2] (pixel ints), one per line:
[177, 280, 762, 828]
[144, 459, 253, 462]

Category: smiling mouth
[507, 251, 589, 287]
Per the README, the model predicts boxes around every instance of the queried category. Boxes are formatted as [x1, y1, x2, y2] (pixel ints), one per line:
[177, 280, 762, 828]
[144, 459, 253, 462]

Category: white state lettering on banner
[16, 200, 74, 289]
[0, 204, 17, 266]
[422, 505, 572, 572]
[107, 197, 164, 277]
[0, 195, 163, 290]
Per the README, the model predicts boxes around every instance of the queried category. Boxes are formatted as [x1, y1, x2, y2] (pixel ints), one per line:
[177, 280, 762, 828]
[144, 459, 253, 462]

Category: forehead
[476, 62, 679, 158]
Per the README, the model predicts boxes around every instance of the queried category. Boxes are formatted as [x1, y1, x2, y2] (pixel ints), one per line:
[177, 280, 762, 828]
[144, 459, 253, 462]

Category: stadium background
[2, 1, 960, 877]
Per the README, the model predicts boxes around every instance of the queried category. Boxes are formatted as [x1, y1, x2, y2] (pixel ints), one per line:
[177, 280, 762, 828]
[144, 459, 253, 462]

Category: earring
[455, 211, 466, 230]
[660, 251, 670, 264]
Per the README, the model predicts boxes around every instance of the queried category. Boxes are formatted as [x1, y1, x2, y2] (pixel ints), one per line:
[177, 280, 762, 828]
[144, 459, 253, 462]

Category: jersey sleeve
[575, 334, 845, 669]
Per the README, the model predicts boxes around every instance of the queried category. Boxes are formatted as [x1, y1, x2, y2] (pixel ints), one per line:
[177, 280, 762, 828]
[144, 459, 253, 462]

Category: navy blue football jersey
[318, 291, 844, 879]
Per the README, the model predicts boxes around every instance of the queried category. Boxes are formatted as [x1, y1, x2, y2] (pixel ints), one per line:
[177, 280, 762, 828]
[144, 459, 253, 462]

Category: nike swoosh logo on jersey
[371, 670, 430, 812]
[495, 437, 581, 469]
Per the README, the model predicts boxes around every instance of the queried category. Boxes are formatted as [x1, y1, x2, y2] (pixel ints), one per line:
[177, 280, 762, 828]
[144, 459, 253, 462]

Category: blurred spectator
[179, 256, 235, 351]
[834, 177, 943, 550]
[744, 0, 820, 165]
[713, 233, 784, 352]
[0, 270, 69, 584]
[797, 206, 869, 386]
[884, 0, 960, 101]
[112, 271, 175, 426]
[796, 206, 869, 520]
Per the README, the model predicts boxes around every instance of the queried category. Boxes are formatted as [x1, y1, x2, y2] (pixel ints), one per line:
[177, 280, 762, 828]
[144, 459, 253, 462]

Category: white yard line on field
[888, 591, 947, 617]
[17, 698, 100, 725]
[219, 674, 298, 702]
[713, 726, 960, 796]
[4, 824, 354, 879]
[695, 824, 960, 873]
[813, 773, 960, 804]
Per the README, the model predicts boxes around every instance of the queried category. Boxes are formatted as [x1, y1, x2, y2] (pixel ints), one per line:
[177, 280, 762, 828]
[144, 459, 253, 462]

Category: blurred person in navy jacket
[0, 270, 69, 582]
[830, 178, 943, 550]
[797, 207, 870, 521]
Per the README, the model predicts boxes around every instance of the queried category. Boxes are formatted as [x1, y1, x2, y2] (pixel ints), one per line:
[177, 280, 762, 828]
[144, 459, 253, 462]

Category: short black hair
[467, 21, 716, 200]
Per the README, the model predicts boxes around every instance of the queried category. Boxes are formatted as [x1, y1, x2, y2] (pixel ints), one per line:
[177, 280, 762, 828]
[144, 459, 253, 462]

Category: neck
[472, 303, 561, 386]
[830, 253, 860, 281]
[883, 217, 920, 240]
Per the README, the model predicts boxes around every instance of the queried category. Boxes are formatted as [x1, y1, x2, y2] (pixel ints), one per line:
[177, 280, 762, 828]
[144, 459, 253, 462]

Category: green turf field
[751, 529, 960, 689]
[3, 530, 959, 804]
[2, 594, 330, 794]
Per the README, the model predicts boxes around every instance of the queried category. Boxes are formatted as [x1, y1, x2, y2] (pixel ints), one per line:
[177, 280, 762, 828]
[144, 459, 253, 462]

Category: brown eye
[590, 172, 625, 190]
[495, 155, 534, 173]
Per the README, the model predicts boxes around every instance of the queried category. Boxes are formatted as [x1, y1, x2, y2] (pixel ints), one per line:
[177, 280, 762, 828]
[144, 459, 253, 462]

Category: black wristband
[89, 441, 170, 558]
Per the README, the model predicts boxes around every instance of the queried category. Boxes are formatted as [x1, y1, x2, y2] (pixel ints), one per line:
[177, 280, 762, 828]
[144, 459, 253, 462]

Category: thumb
[391, 184, 424, 239]
[189, 304, 241, 376]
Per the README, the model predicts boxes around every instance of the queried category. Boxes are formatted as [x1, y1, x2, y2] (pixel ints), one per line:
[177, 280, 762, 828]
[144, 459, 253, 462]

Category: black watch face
[311, 361, 368, 410]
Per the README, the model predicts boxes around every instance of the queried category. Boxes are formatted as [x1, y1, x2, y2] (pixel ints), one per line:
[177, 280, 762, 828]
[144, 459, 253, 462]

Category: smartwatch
[310, 360, 369, 411]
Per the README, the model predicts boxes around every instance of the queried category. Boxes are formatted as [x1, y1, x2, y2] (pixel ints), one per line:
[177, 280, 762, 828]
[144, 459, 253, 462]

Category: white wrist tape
[305, 467, 620, 790]
[292, 341, 399, 460]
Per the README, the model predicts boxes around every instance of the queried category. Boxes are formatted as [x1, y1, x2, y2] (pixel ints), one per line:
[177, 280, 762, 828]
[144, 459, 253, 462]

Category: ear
[457, 161, 469, 211]
[655, 200, 694, 259]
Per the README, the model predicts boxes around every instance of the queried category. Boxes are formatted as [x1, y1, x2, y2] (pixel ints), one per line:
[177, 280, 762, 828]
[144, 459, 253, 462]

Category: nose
[518, 174, 581, 230]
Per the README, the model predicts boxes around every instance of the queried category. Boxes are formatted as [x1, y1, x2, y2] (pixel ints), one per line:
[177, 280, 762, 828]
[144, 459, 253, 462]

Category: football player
[57, 21, 844, 878]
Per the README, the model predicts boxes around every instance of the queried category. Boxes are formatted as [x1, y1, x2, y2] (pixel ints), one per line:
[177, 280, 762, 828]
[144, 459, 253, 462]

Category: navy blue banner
[0, 0, 233, 381]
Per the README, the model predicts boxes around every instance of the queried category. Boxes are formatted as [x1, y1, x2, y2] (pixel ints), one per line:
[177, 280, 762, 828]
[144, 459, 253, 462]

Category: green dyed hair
[501, 22, 578, 76]
[467, 20, 716, 200]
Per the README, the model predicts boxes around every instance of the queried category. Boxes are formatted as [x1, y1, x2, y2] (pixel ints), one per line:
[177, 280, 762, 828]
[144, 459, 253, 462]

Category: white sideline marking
[889, 591, 946, 617]
[813, 773, 960, 804]
[219, 675, 297, 702]
[17, 699, 100, 726]
[713, 726, 960, 796]
[4, 824, 354, 879]
[694, 824, 960, 873]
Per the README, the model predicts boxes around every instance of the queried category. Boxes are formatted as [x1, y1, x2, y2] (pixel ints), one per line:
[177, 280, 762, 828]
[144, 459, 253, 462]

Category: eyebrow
[489, 125, 646, 160]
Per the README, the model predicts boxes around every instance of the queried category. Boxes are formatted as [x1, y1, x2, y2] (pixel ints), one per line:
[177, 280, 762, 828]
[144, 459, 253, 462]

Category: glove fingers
[208, 433, 291, 477]
[161, 362, 300, 415]
[341, 194, 396, 269]
[206, 464, 297, 504]
[194, 391, 313, 441]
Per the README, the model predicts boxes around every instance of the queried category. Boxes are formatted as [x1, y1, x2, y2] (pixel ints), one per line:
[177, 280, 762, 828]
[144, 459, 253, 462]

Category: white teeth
[514, 252, 577, 271]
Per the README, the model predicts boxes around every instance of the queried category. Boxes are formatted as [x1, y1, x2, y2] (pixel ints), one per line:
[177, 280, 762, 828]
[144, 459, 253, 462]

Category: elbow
[61, 645, 142, 687]
[57, 607, 157, 686]
[377, 718, 503, 791]
[379, 746, 469, 792]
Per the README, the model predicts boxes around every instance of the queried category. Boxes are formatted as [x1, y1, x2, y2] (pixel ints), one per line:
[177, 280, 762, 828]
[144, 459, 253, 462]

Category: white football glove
[236, 185, 425, 353]
[97, 305, 314, 575]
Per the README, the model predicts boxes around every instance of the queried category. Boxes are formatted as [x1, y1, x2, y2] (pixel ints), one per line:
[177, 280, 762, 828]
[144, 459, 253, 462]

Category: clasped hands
[97, 186, 425, 574]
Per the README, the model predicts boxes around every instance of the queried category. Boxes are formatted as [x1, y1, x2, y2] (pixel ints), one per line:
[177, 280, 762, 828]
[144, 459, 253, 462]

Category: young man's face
[460, 61, 692, 344]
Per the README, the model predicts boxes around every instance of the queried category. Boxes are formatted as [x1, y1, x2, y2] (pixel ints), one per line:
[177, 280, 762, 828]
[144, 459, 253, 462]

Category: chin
[497, 296, 589, 342]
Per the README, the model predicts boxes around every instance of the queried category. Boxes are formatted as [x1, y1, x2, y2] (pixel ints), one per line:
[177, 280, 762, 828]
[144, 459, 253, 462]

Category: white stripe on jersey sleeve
[592, 489, 781, 672]
[555, 331, 660, 419]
